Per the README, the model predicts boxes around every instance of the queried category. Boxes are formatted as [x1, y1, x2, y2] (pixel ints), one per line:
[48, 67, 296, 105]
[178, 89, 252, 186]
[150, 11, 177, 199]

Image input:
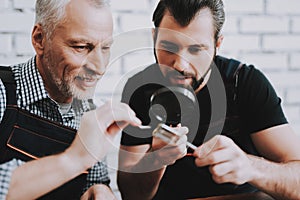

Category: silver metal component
[138, 125, 152, 129]
[186, 141, 197, 150]
[152, 123, 197, 150]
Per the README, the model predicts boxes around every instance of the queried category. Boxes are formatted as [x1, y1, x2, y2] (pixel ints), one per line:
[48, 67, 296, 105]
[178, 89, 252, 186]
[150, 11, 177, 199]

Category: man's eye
[73, 45, 93, 52]
[188, 47, 202, 54]
[102, 46, 111, 51]
[74, 46, 88, 51]
[162, 45, 179, 53]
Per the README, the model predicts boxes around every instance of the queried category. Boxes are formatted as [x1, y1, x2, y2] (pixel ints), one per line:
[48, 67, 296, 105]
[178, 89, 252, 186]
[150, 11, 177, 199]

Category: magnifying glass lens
[150, 86, 196, 126]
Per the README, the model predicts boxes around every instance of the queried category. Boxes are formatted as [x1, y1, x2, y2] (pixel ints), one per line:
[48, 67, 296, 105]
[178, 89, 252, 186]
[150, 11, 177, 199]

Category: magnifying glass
[149, 86, 196, 126]
[148, 86, 198, 150]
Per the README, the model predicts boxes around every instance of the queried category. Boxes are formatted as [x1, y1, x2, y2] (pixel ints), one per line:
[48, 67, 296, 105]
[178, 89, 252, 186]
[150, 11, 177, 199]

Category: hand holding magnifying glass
[140, 86, 198, 151]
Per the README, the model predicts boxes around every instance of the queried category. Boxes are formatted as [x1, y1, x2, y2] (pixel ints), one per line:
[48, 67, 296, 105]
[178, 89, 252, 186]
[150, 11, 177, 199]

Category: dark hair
[152, 0, 225, 43]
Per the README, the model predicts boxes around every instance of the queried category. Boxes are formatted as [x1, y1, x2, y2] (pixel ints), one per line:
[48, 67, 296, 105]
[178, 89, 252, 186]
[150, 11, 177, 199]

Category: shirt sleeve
[0, 159, 24, 200]
[0, 79, 6, 123]
[83, 160, 110, 193]
[237, 65, 287, 134]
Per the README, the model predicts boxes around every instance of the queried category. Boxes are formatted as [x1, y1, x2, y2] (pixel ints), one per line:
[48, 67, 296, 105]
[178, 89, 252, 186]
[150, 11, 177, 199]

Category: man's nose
[173, 54, 189, 72]
[86, 48, 107, 75]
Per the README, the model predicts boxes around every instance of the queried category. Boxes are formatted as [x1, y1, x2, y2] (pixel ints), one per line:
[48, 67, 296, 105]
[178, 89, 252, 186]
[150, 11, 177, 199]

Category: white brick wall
[263, 35, 300, 51]
[1, 0, 300, 199]
[223, 0, 264, 14]
[292, 17, 300, 33]
[15, 34, 35, 55]
[221, 35, 260, 52]
[240, 53, 288, 71]
[291, 53, 300, 70]
[0, 34, 12, 54]
[0, 13, 34, 33]
[13, 0, 35, 9]
[240, 17, 289, 33]
[267, 0, 300, 15]
[0, 0, 10, 9]
[119, 14, 153, 32]
[111, 0, 149, 12]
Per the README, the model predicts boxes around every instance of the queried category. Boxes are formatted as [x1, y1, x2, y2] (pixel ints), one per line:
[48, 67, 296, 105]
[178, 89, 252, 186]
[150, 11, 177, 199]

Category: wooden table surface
[189, 192, 275, 200]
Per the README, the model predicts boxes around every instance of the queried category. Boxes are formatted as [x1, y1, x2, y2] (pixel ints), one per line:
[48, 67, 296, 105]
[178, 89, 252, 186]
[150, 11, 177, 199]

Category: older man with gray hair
[0, 0, 141, 199]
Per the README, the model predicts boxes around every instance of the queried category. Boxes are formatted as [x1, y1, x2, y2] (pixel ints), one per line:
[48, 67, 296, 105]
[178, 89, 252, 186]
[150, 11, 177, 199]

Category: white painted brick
[0, 34, 12, 54]
[222, 16, 238, 34]
[0, 0, 10, 9]
[223, 0, 264, 14]
[286, 88, 300, 104]
[241, 53, 288, 71]
[112, 14, 121, 34]
[290, 53, 300, 70]
[120, 14, 153, 32]
[291, 124, 300, 135]
[106, 58, 122, 76]
[15, 34, 35, 55]
[292, 17, 300, 33]
[111, 30, 153, 62]
[107, 151, 119, 171]
[241, 17, 289, 33]
[220, 35, 260, 51]
[283, 106, 300, 123]
[263, 35, 300, 51]
[111, 0, 148, 12]
[123, 51, 155, 74]
[274, 88, 284, 102]
[13, 0, 35, 9]
[0, 13, 34, 33]
[108, 170, 118, 191]
[254, 71, 283, 95]
[149, 0, 160, 15]
[267, 72, 300, 88]
[0, 55, 32, 66]
[94, 63, 122, 102]
[217, 51, 240, 61]
[267, 0, 300, 15]
[95, 73, 124, 99]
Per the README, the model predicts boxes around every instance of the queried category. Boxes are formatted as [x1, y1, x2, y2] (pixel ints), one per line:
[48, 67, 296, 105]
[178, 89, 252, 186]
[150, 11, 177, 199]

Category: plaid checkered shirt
[0, 57, 110, 199]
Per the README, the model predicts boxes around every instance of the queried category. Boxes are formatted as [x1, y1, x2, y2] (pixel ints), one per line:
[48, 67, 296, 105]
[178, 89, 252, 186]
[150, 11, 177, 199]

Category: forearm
[118, 152, 166, 200]
[7, 152, 87, 200]
[118, 168, 165, 200]
[249, 155, 300, 200]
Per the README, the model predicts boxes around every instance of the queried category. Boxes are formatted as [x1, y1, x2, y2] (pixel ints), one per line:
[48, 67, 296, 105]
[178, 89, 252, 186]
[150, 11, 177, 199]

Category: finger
[155, 147, 187, 165]
[110, 103, 141, 125]
[175, 134, 188, 146]
[80, 191, 89, 200]
[107, 121, 129, 135]
[96, 103, 141, 130]
[193, 135, 233, 158]
[212, 171, 246, 185]
[175, 126, 189, 136]
[194, 148, 236, 167]
[209, 162, 234, 178]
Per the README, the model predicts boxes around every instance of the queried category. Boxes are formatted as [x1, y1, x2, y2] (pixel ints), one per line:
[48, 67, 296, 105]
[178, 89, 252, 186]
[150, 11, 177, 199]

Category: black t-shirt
[120, 56, 287, 199]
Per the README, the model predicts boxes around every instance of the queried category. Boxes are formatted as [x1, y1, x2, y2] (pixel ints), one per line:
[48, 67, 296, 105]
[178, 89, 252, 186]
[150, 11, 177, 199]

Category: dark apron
[0, 67, 86, 200]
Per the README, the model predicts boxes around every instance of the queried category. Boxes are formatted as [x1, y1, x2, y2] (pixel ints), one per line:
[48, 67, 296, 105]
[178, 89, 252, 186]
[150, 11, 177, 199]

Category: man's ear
[152, 28, 156, 41]
[152, 27, 159, 44]
[216, 34, 224, 50]
[32, 24, 45, 56]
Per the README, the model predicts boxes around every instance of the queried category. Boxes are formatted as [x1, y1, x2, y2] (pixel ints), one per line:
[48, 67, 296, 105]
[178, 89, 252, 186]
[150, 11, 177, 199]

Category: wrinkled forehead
[53, 0, 113, 42]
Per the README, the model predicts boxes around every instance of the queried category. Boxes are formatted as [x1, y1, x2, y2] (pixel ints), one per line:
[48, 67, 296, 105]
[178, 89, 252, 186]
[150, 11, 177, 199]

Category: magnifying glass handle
[186, 141, 197, 150]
